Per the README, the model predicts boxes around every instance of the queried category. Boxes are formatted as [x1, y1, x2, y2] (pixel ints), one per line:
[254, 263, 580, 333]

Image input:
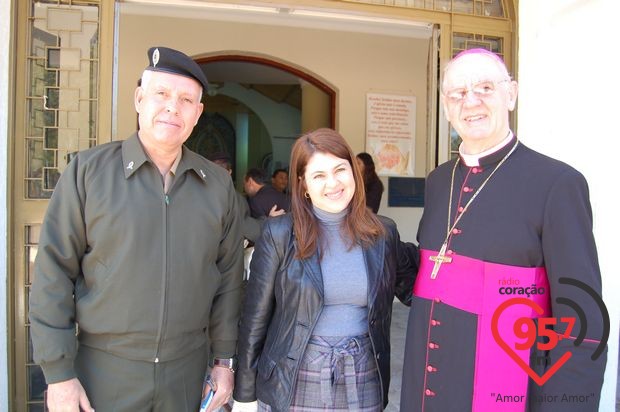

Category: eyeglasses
[443, 79, 510, 103]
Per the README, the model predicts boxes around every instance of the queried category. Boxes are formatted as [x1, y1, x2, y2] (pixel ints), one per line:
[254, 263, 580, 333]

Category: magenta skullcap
[452, 48, 505, 65]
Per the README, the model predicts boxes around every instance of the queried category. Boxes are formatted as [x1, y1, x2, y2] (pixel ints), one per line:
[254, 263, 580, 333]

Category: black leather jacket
[234, 214, 418, 411]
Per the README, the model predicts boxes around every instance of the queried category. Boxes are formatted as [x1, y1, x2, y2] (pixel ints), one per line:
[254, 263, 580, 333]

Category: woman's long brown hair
[290, 128, 385, 259]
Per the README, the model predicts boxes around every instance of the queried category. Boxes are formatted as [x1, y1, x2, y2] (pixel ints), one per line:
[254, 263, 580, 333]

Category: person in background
[29, 46, 243, 412]
[209, 152, 284, 243]
[244, 168, 290, 219]
[271, 168, 289, 194]
[401, 48, 606, 411]
[232, 128, 417, 412]
[356, 152, 384, 213]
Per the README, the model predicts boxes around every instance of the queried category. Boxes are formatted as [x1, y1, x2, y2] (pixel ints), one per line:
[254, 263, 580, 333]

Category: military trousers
[75, 342, 208, 412]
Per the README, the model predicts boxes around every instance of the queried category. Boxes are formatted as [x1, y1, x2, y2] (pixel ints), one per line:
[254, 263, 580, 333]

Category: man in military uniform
[29, 47, 243, 412]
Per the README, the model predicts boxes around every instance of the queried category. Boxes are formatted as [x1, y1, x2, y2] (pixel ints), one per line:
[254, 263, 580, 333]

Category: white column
[518, 1, 618, 410]
[0, 0, 10, 408]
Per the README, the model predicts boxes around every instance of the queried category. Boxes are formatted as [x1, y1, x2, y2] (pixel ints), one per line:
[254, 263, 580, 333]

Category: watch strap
[213, 357, 236, 372]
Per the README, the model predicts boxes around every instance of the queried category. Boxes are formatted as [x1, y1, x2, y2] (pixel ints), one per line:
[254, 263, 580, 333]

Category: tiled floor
[386, 300, 410, 412]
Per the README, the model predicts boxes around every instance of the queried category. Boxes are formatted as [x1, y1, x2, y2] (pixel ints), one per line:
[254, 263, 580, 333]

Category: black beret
[145, 46, 209, 93]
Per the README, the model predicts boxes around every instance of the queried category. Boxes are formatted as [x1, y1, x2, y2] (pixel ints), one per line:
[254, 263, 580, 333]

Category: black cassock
[401, 138, 606, 412]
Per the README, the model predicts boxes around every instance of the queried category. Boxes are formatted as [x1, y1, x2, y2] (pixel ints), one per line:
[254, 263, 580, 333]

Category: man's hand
[46, 378, 94, 412]
[205, 366, 234, 412]
[268, 205, 285, 217]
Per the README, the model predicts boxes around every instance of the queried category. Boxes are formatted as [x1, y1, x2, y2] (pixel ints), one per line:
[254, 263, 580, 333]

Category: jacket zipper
[153, 192, 170, 362]
[366, 256, 384, 407]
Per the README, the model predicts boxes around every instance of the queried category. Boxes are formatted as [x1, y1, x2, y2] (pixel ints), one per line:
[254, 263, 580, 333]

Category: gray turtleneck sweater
[312, 206, 369, 337]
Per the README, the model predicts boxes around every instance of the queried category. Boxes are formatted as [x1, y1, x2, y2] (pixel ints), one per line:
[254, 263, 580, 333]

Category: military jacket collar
[121, 133, 209, 184]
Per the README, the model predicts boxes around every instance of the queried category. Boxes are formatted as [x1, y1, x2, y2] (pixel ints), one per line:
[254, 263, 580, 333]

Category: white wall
[0, 0, 9, 408]
[518, 1, 619, 410]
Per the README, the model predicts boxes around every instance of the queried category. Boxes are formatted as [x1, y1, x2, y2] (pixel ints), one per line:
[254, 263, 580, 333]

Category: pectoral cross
[429, 242, 452, 279]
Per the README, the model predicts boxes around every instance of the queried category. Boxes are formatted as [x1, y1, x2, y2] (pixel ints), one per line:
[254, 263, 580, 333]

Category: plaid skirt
[258, 334, 382, 411]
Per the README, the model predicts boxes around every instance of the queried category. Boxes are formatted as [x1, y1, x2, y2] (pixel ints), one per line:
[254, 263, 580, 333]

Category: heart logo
[491, 297, 572, 386]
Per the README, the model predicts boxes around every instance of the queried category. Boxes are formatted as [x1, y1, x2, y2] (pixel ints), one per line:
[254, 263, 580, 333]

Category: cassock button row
[457, 206, 464, 213]
[426, 365, 437, 372]
[433, 297, 441, 303]
[447, 249, 454, 255]
[428, 342, 440, 349]
[452, 228, 461, 235]
[472, 167, 482, 174]
[431, 319, 441, 326]
[425, 389, 436, 397]
[463, 186, 473, 192]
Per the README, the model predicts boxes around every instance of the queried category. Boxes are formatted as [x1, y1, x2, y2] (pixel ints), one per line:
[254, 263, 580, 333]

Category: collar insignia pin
[127, 161, 134, 170]
[200, 169, 206, 178]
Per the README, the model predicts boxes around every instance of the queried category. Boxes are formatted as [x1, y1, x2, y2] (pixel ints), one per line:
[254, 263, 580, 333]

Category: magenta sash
[414, 249, 550, 412]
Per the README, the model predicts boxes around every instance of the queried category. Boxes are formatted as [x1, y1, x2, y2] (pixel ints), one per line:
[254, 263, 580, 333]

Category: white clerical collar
[459, 131, 514, 167]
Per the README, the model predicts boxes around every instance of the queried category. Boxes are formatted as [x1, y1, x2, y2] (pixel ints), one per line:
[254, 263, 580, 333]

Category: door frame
[6, 0, 516, 409]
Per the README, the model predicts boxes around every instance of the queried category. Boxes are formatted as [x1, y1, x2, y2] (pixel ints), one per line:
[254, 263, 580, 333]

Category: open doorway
[185, 57, 335, 190]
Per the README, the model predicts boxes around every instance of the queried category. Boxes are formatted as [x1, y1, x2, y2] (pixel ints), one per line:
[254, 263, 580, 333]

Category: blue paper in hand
[199, 375, 216, 412]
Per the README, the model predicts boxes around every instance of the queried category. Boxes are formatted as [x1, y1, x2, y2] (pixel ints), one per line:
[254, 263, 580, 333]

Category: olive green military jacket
[29, 133, 244, 384]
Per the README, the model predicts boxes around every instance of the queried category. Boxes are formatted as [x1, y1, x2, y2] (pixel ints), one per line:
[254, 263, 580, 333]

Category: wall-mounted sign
[366, 93, 415, 176]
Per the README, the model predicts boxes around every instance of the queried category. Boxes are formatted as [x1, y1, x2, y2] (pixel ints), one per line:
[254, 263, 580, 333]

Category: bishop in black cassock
[400, 49, 606, 412]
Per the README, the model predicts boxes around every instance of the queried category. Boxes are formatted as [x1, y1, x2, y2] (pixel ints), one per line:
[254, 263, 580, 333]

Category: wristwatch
[213, 357, 236, 373]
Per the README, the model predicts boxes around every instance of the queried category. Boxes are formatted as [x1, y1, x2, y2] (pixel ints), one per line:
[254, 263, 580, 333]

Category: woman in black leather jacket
[233, 128, 418, 412]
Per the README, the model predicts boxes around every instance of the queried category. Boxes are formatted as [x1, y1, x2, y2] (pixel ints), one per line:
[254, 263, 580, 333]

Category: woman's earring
[304, 192, 310, 199]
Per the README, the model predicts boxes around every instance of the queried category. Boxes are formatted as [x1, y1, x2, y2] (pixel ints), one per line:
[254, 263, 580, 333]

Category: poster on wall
[365, 93, 415, 176]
